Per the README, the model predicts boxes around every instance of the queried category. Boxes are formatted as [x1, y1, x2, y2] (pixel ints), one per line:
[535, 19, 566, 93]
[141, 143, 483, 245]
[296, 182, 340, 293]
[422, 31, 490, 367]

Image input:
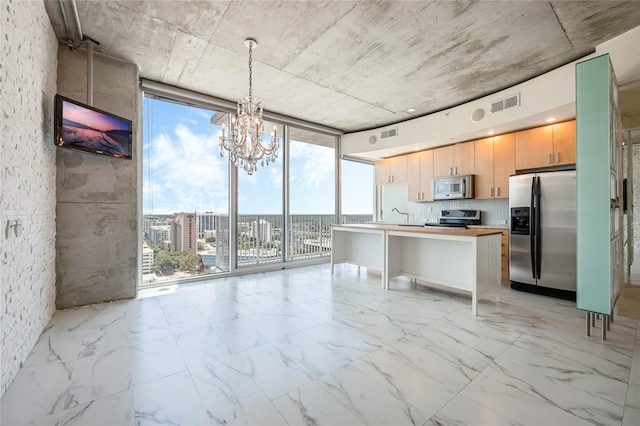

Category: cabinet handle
[448, 167, 452, 176]
[490, 187, 493, 196]
[421, 192, 425, 200]
[454, 166, 457, 175]
[390, 175, 394, 183]
[555, 152, 560, 163]
[547, 154, 552, 164]
[496, 187, 500, 196]
[417, 192, 420, 200]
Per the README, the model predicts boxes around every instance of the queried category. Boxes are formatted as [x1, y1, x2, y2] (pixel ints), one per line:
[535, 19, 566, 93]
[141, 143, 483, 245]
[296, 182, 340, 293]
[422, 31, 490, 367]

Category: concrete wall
[55, 48, 139, 308]
[1, 0, 59, 395]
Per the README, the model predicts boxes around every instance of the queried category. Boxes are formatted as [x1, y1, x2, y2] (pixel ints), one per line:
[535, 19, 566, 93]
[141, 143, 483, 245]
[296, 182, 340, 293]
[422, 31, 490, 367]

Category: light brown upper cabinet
[551, 120, 576, 166]
[433, 141, 475, 177]
[407, 150, 434, 202]
[515, 120, 576, 170]
[375, 155, 408, 185]
[475, 134, 515, 199]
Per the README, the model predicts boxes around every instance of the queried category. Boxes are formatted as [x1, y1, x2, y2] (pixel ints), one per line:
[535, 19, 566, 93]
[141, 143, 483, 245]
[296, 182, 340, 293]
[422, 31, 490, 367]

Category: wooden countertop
[332, 223, 503, 237]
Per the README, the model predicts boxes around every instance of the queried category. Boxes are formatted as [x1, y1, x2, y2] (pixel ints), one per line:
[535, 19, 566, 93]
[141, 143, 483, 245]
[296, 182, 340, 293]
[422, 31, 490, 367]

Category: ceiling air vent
[491, 93, 520, 113]
[381, 128, 398, 139]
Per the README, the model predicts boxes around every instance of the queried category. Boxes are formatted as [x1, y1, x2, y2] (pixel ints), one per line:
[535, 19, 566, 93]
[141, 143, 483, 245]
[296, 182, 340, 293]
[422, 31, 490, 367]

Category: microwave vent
[491, 93, 520, 113]
[381, 128, 398, 139]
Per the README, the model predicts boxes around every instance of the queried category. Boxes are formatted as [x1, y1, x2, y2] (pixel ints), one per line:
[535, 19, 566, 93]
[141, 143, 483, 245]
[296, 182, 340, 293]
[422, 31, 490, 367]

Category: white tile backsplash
[379, 184, 509, 225]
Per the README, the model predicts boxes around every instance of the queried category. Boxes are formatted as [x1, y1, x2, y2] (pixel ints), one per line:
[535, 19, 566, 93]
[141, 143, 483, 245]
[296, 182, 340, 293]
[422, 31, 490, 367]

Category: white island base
[331, 224, 502, 315]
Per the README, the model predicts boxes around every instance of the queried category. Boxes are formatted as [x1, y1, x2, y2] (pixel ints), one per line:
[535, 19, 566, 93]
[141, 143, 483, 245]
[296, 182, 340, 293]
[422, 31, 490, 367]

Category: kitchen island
[331, 224, 503, 315]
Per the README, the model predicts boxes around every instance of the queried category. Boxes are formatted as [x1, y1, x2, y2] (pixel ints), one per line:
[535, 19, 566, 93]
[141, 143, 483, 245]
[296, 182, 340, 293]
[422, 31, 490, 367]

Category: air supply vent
[491, 93, 520, 113]
[381, 128, 398, 139]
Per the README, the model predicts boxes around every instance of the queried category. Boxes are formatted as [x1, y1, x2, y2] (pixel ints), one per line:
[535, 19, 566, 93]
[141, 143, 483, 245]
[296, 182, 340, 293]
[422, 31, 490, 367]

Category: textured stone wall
[1, 0, 59, 395]
[55, 48, 139, 308]
[633, 144, 640, 253]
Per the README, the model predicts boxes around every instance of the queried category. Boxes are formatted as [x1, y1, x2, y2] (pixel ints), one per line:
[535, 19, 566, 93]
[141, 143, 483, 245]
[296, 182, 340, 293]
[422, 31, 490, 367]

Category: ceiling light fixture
[488, 130, 496, 135]
[407, 108, 416, 113]
[546, 117, 557, 123]
[219, 38, 279, 175]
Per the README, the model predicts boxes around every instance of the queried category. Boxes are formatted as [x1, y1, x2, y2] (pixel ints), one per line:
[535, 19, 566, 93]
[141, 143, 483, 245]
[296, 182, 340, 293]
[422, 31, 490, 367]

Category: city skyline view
[143, 97, 373, 216]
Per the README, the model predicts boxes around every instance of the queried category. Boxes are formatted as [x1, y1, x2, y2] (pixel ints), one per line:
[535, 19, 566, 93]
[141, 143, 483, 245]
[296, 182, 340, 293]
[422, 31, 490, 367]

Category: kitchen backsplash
[380, 184, 509, 225]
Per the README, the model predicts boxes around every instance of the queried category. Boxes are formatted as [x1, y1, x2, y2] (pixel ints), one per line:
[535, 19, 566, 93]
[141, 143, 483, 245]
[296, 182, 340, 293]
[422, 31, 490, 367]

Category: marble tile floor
[2, 264, 639, 426]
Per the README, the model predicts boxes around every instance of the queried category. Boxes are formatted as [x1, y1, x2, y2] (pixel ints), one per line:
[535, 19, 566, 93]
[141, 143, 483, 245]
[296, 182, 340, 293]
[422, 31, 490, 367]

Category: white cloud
[289, 142, 334, 189]
[144, 124, 229, 214]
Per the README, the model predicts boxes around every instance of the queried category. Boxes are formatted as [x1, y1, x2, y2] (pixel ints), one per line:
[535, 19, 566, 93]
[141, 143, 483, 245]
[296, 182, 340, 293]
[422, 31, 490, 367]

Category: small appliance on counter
[424, 209, 481, 228]
[509, 170, 576, 300]
[432, 175, 474, 200]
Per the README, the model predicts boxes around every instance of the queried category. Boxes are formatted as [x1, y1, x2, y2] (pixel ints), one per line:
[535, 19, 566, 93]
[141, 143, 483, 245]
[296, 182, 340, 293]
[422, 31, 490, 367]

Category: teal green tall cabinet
[576, 54, 623, 317]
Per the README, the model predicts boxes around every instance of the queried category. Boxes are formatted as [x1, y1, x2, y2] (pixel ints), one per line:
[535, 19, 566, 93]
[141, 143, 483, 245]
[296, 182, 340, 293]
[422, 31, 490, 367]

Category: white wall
[0, 0, 59, 395]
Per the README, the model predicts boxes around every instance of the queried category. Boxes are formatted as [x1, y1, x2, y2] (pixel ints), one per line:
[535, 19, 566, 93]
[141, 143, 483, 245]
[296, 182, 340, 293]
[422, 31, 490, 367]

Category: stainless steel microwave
[432, 175, 475, 200]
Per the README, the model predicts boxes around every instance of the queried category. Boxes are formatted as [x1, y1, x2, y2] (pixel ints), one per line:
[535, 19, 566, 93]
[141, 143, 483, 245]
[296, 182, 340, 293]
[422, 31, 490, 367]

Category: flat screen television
[54, 94, 132, 159]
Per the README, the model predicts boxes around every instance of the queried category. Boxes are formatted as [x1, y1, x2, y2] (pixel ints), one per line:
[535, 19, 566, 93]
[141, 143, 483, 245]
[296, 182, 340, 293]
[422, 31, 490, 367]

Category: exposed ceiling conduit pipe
[66, 0, 97, 105]
[70, 0, 84, 41]
[57, 0, 74, 48]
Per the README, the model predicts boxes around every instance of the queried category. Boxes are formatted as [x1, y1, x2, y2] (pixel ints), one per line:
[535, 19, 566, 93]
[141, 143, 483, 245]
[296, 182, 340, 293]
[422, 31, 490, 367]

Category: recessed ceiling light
[407, 108, 416, 113]
[488, 130, 496, 135]
[546, 117, 557, 122]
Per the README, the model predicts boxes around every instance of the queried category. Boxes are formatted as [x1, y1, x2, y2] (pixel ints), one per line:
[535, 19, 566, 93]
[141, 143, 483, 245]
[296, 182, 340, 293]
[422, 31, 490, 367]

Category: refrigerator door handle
[530, 179, 536, 279]
[535, 176, 543, 279]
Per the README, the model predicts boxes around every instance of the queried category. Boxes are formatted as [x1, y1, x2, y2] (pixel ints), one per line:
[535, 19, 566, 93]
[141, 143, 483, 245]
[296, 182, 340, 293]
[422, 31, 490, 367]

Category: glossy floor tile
[2, 263, 639, 425]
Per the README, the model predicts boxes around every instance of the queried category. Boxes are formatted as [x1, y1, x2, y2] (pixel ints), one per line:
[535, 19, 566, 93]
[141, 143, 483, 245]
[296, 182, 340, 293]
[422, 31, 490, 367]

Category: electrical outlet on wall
[497, 219, 506, 225]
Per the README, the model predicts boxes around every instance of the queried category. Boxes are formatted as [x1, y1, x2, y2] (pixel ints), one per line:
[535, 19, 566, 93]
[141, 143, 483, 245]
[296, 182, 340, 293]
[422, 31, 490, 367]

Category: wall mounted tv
[54, 94, 132, 159]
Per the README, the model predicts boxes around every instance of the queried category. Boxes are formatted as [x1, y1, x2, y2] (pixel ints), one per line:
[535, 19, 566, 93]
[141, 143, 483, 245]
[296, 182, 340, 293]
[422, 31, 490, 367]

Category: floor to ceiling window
[341, 158, 375, 223]
[142, 96, 230, 285]
[141, 83, 343, 285]
[288, 127, 336, 260]
[237, 120, 284, 267]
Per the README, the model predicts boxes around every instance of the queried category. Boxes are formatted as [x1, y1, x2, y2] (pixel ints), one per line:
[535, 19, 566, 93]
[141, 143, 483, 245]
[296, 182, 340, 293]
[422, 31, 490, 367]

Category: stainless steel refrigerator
[509, 170, 576, 297]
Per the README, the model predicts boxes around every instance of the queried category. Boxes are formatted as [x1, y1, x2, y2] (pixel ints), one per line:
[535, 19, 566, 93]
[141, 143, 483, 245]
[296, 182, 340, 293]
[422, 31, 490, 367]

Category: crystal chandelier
[219, 38, 279, 175]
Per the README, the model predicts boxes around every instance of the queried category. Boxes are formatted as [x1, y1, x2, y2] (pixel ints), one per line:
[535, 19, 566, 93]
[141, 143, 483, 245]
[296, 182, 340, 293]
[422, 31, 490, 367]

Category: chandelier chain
[248, 43, 253, 101]
[218, 38, 279, 175]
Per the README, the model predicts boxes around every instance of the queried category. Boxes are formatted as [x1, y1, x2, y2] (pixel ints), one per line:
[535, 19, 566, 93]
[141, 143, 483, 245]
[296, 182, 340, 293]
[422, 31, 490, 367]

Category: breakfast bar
[331, 224, 503, 315]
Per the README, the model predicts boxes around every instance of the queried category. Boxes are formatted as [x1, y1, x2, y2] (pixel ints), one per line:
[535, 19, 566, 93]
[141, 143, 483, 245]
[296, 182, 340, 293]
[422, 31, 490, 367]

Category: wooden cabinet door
[407, 153, 421, 201]
[375, 159, 390, 185]
[493, 133, 515, 198]
[515, 125, 553, 170]
[433, 145, 454, 177]
[454, 141, 475, 175]
[474, 137, 494, 199]
[552, 120, 576, 166]
[420, 150, 434, 201]
[389, 155, 408, 184]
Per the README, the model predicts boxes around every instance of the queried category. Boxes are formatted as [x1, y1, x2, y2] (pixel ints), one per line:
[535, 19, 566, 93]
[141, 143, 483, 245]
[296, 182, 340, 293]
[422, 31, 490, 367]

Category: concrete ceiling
[44, 1, 640, 133]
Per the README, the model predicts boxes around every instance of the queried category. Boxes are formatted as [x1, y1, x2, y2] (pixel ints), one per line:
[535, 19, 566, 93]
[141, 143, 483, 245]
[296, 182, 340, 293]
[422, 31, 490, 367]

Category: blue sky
[143, 98, 373, 216]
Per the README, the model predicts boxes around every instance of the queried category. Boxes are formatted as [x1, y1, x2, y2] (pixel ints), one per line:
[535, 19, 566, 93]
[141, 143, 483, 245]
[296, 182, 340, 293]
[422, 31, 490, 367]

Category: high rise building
[141, 243, 154, 275]
[215, 214, 230, 272]
[197, 211, 219, 238]
[251, 219, 272, 243]
[171, 212, 197, 253]
[149, 225, 171, 244]
[143, 216, 171, 239]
